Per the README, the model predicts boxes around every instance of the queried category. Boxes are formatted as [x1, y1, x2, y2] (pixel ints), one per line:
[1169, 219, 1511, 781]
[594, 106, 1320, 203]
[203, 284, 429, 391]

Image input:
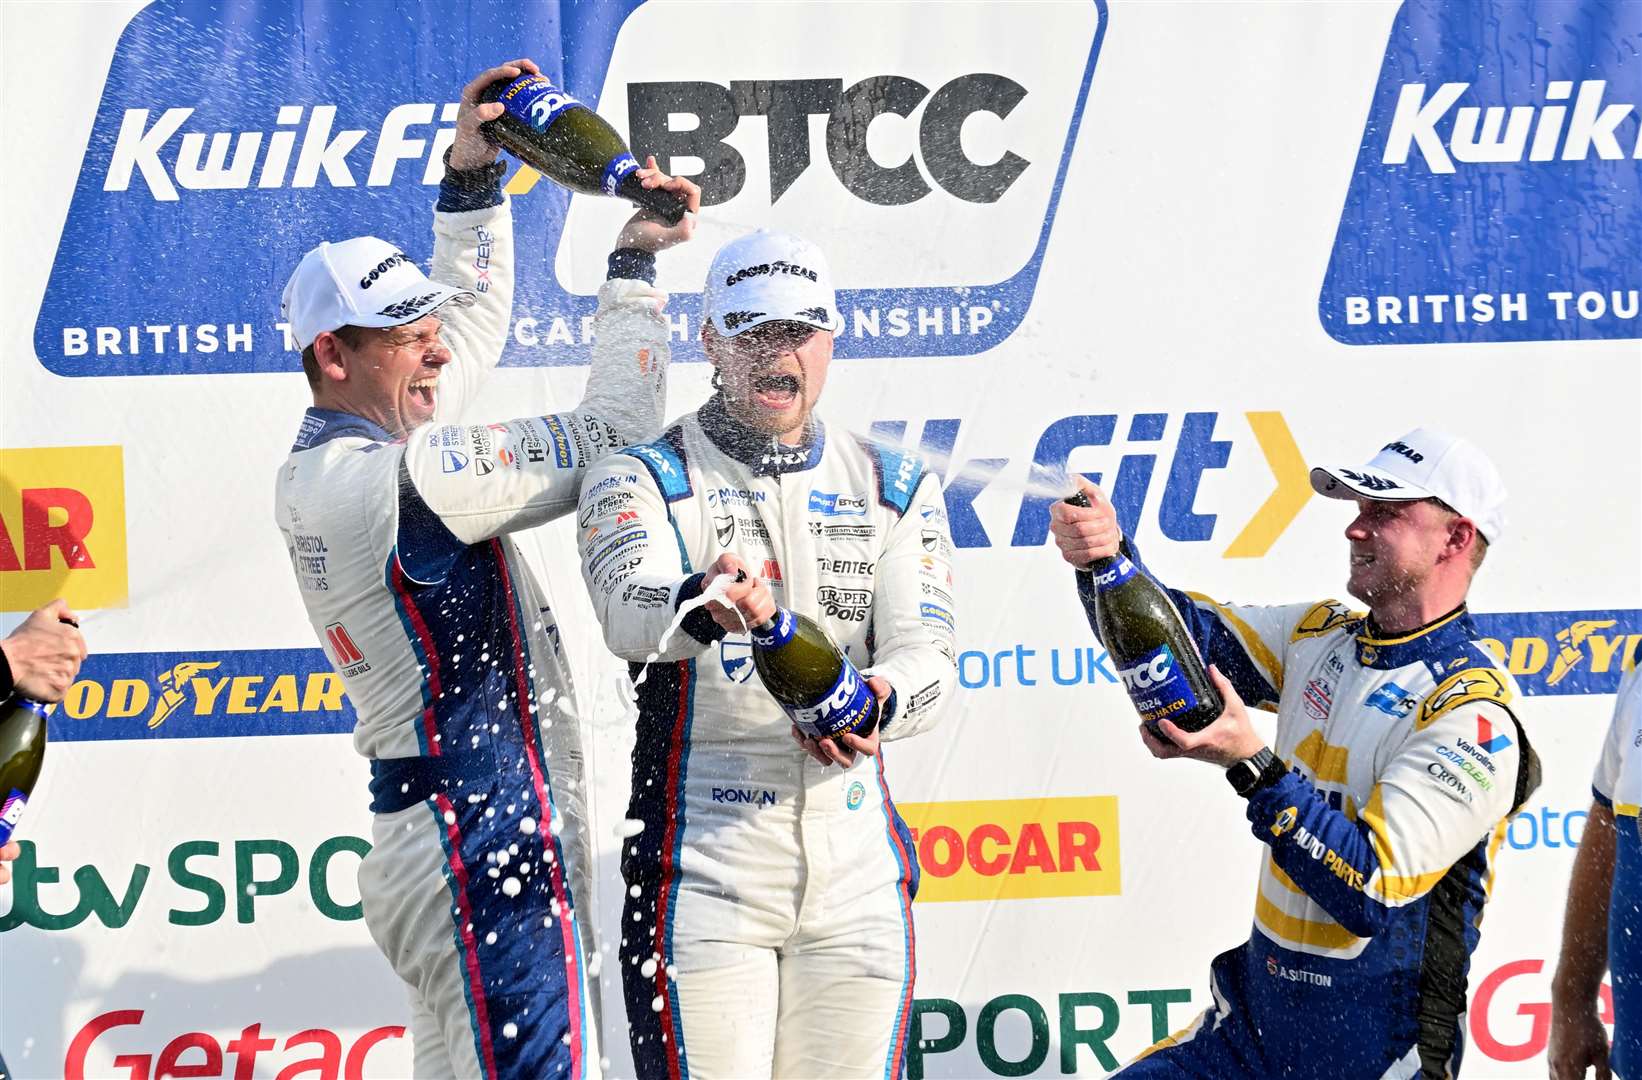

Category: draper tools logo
[1319, 0, 1641, 345]
[0, 446, 127, 611]
[36, 0, 1108, 377]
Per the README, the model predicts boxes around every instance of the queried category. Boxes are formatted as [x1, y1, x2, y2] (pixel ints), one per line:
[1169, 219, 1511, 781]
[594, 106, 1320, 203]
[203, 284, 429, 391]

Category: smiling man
[272, 58, 698, 1080]
[1050, 427, 1542, 1079]
[575, 230, 957, 1078]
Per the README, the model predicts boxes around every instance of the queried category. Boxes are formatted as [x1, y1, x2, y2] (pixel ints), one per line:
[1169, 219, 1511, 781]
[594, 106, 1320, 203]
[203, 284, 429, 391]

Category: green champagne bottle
[480, 74, 687, 225]
[1066, 492, 1223, 737]
[750, 607, 878, 742]
[0, 697, 48, 845]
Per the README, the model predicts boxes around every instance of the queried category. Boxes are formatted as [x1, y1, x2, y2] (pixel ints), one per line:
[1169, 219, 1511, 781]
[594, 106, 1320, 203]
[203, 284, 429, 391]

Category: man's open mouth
[752, 373, 799, 408]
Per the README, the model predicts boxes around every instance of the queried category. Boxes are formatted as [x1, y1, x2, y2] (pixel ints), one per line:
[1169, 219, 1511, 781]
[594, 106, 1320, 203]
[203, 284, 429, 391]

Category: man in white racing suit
[1052, 427, 1541, 1079]
[574, 230, 957, 1079]
[272, 58, 699, 1080]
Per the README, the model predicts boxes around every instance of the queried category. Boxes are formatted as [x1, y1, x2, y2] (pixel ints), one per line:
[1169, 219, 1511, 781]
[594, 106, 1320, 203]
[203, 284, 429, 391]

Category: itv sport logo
[35, 0, 1109, 377]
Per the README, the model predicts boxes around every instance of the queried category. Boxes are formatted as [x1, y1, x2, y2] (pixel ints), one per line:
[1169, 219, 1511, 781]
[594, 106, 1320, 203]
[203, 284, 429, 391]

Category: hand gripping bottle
[1066, 492, 1223, 738]
[0, 697, 48, 845]
[750, 607, 879, 743]
[479, 73, 687, 224]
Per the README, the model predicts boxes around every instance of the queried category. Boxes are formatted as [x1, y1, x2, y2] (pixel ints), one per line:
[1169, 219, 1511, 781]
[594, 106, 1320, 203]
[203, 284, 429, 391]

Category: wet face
[705, 321, 833, 443]
[1343, 498, 1458, 606]
[321, 315, 450, 437]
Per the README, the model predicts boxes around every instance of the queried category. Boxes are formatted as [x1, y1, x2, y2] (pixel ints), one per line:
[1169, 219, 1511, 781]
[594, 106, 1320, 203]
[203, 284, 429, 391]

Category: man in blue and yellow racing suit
[1052, 427, 1541, 1079]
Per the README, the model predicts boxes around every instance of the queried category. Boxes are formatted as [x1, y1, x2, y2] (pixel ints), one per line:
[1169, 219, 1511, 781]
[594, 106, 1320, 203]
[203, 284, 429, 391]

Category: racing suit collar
[699, 392, 827, 476]
[1355, 603, 1472, 668]
[291, 407, 395, 451]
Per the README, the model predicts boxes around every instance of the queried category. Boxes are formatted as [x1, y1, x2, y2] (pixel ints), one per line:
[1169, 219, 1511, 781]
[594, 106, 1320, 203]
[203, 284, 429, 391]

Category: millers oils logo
[37, 0, 1108, 376]
[897, 796, 1119, 902]
[0, 446, 127, 611]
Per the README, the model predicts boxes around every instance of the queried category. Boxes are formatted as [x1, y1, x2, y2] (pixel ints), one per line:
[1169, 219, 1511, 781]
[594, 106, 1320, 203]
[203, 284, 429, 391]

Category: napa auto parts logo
[34, 0, 1108, 377]
[1318, 0, 1641, 345]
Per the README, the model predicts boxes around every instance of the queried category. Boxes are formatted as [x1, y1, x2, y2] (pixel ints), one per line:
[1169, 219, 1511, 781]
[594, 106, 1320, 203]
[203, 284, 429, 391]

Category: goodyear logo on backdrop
[897, 796, 1120, 902]
[51, 649, 351, 742]
[0, 446, 127, 611]
[1319, 0, 1642, 345]
[1471, 610, 1641, 697]
[34, 0, 1109, 376]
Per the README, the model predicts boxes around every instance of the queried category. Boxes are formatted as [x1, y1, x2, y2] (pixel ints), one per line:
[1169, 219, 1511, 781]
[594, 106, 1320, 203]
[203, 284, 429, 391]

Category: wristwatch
[1226, 747, 1285, 798]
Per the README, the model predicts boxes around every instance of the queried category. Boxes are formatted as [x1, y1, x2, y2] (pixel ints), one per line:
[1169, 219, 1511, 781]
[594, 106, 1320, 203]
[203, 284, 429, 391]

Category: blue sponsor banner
[1319, 0, 1642, 345]
[48, 648, 352, 743]
[44, 610, 1635, 745]
[1470, 609, 1640, 696]
[33, 0, 1109, 376]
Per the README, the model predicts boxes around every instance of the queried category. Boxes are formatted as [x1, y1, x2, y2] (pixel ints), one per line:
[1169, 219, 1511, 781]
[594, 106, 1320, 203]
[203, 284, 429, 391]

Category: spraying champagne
[1065, 492, 1223, 738]
[480, 73, 687, 224]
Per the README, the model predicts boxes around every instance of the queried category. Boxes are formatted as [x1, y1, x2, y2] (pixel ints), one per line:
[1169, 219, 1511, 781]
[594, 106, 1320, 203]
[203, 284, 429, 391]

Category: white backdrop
[2, 1, 1638, 1077]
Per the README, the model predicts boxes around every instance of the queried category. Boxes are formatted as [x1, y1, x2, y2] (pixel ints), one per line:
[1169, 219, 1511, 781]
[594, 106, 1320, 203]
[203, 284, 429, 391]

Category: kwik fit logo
[37, 0, 1109, 377]
[1319, 0, 1641, 347]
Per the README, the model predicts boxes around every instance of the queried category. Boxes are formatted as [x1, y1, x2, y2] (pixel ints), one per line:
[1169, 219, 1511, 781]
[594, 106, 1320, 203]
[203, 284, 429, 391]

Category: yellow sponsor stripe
[1357, 607, 1465, 645]
[1185, 592, 1284, 695]
[1293, 730, 1351, 784]
[1253, 888, 1362, 950]
[1483, 818, 1508, 900]
[1359, 785, 1448, 902]
[1616, 803, 1641, 818]
[1267, 854, 1307, 896]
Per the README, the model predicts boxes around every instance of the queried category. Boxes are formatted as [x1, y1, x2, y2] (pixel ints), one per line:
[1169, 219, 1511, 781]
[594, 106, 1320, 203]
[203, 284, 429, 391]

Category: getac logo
[1119, 648, 1175, 693]
[358, 252, 409, 289]
[629, 75, 1031, 206]
[1382, 440, 1424, 463]
[1382, 80, 1640, 175]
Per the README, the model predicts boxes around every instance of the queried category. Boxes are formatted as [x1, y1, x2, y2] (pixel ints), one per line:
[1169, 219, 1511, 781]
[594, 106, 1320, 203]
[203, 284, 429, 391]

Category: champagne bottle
[480, 74, 687, 225]
[750, 607, 878, 742]
[1066, 492, 1223, 737]
[0, 697, 48, 845]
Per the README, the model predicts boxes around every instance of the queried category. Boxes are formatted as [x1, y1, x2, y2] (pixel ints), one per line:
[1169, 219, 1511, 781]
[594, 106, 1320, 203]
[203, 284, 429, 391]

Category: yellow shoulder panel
[1416, 667, 1513, 729]
[1291, 600, 1362, 642]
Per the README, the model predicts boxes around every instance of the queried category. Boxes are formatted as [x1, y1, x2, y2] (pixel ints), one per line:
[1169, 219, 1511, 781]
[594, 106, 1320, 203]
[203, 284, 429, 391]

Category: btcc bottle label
[750, 609, 797, 649]
[1117, 644, 1199, 722]
[791, 661, 876, 740]
[498, 74, 583, 132]
[1089, 556, 1138, 591]
[0, 789, 28, 845]
[601, 153, 640, 197]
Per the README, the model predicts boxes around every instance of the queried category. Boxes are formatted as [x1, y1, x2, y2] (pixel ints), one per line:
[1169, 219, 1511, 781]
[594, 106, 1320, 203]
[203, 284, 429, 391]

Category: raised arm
[397, 158, 700, 576]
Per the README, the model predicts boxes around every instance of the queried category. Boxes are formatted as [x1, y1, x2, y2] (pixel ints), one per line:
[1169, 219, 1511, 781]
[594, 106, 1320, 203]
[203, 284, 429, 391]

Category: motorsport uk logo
[34, 0, 1109, 377]
[1318, 0, 1641, 345]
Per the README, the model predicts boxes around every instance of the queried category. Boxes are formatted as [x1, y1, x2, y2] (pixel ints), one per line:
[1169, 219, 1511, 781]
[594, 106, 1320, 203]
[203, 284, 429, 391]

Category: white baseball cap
[281, 236, 474, 351]
[1310, 427, 1508, 542]
[701, 230, 842, 338]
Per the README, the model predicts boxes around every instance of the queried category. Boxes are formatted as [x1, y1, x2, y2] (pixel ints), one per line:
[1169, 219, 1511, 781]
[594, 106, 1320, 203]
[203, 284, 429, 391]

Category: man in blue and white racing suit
[1052, 427, 1541, 1079]
[273, 58, 699, 1079]
[575, 230, 958, 1079]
